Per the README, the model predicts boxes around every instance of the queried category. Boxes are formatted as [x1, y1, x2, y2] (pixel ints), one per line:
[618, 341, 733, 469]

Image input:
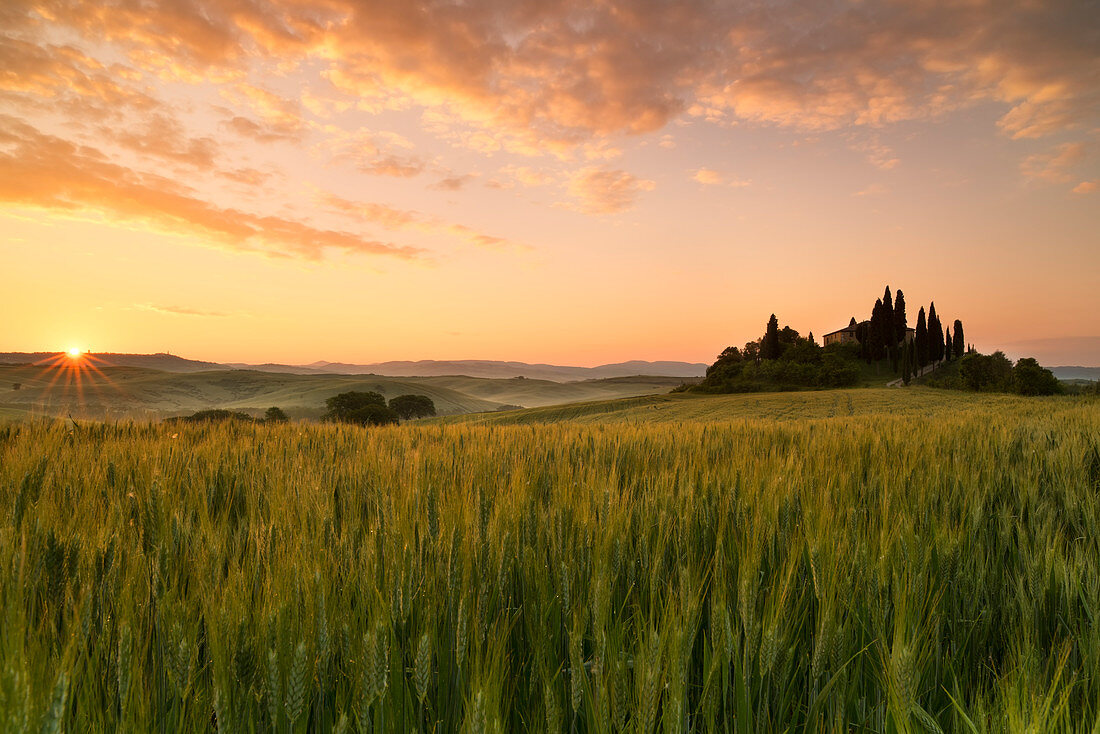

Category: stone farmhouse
[823, 318, 915, 347]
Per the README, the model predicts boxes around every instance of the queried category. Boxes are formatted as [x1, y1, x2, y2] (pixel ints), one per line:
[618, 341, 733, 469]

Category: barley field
[1, 392, 1098, 732]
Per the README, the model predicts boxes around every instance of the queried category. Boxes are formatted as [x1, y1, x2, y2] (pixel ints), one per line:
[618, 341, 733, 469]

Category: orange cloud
[1073, 180, 1098, 194]
[321, 192, 525, 252]
[566, 167, 655, 214]
[7, 0, 1097, 156]
[0, 119, 421, 261]
[1021, 143, 1087, 183]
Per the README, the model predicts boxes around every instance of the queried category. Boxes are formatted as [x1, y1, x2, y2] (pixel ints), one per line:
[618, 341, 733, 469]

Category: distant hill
[0, 352, 221, 372]
[1051, 366, 1100, 381]
[2, 353, 708, 381]
[300, 359, 708, 381]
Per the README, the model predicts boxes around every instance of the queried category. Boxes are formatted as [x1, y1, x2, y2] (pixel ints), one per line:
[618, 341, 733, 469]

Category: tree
[893, 289, 908, 344]
[902, 340, 913, 385]
[323, 391, 398, 426]
[389, 394, 437, 420]
[915, 307, 929, 368]
[763, 314, 781, 360]
[264, 406, 289, 423]
[868, 298, 886, 362]
[928, 302, 944, 363]
[178, 409, 253, 423]
[958, 351, 1013, 391]
[943, 325, 952, 362]
[953, 320, 965, 359]
[1012, 358, 1063, 396]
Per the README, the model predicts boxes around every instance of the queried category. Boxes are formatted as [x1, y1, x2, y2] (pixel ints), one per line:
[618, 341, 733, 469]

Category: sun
[67, 347, 82, 358]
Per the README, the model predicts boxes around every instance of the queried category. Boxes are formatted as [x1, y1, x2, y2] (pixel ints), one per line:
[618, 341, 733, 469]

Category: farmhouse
[823, 318, 915, 347]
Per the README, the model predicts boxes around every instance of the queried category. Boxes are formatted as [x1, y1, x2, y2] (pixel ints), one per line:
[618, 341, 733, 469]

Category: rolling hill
[0, 364, 695, 421]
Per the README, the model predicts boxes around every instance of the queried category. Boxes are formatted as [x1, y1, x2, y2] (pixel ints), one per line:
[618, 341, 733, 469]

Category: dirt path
[887, 360, 941, 387]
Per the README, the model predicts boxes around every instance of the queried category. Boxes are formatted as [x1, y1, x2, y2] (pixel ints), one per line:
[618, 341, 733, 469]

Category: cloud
[854, 183, 888, 197]
[321, 192, 527, 251]
[566, 167, 655, 214]
[1073, 180, 1098, 194]
[322, 127, 430, 177]
[692, 168, 750, 188]
[219, 83, 308, 141]
[9, 0, 1095, 153]
[111, 113, 218, 167]
[693, 168, 723, 186]
[0, 118, 422, 261]
[136, 304, 230, 317]
[430, 174, 476, 191]
[1021, 143, 1087, 183]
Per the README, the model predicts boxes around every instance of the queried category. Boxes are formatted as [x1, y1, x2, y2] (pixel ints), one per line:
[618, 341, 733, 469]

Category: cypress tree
[929, 302, 944, 363]
[915, 307, 929, 368]
[944, 325, 952, 362]
[763, 314, 781, 360]
[894, 289, 907, 344]
[869, 298, 886, 361]
[902, 340, 912, 385]
[953, 320, 965, 359]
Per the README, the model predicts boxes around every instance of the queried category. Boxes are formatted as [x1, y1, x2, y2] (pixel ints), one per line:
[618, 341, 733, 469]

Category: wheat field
[1, 392, 1098, 731]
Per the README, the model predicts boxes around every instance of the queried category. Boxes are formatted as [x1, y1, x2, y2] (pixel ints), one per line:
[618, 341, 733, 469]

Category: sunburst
[32, 350, 122, 417]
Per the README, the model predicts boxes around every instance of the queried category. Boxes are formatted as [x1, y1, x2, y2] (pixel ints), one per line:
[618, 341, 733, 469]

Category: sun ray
[31, 351, 128, 419]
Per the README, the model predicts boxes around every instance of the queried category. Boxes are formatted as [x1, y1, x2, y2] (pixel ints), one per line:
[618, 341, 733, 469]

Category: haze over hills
[1050, 366, 1100, 381]
[0, 363, 698, 421]
[291, 359, 709, 381]
[0, 352, 708, 380]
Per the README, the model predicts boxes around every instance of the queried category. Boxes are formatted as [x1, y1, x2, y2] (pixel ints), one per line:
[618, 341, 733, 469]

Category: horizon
[3, 337, 1099, 370]
[3, 2, 1099, 366]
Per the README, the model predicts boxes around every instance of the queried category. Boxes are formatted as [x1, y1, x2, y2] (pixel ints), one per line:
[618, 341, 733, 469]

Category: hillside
[438, 386, 1071, 426]
[0, 365, 691, 421]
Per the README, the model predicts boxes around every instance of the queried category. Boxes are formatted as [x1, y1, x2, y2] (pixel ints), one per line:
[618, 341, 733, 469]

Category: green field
[1, 390, 1098, 731]
[440, 386, 1058, 426]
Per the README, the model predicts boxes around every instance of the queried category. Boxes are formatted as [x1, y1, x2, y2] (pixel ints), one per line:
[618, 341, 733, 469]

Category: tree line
[697, 285, 1062, 396]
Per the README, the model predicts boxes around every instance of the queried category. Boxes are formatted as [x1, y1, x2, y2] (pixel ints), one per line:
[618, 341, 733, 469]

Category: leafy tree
[902, 340, 913, 385]
[323, 391, 397, 426]
[928, 302, 944, 363]
[958, 351, 1013, 391]
[893, 289, 907, 344]
[953, 320, 965, 359]
[264, 406, 289, 423]
[763, 314, 781, 360]
[1012, 358, 1063, 396]
[706, 346, 744, 381]
[915, 307, 929, 368]
[389, 394, 437, 420]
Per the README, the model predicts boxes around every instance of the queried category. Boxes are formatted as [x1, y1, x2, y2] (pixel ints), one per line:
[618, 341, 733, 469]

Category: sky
[2, 0, 1099, 366]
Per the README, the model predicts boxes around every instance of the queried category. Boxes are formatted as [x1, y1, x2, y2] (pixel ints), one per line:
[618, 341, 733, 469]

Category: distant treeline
[693, 320, 862, 393]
